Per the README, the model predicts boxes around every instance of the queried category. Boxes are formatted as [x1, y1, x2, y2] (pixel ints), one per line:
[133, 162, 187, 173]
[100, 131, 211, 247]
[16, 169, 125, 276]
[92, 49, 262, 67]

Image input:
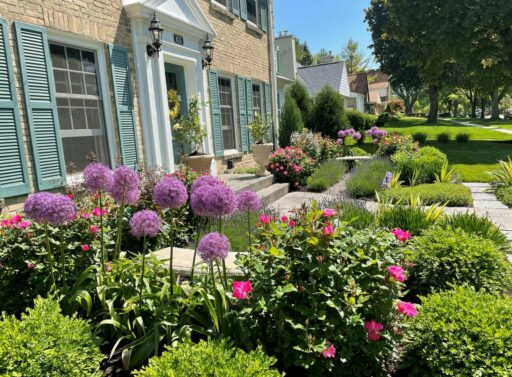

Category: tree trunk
[471, 95, 477, 118]
[404, 101, 414, 115]
[480, 98, 486, 119]
[491, 88, 500, 120]
[453, 100, 459, 117]
[427, 84, 438, 123]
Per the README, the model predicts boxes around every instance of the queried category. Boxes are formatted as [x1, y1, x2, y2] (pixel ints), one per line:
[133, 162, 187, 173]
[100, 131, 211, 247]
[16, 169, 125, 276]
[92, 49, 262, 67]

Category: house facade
[347, 72, 370, 113]
[0, 0, 276, 211]
[367, 69, 391, 114]
[274, 33, 296, 114]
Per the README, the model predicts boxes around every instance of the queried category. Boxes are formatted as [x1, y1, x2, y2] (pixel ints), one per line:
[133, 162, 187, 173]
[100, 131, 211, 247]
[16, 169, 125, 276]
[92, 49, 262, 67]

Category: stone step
[258, 182, 290, 206]
[220, 174, 274, 194]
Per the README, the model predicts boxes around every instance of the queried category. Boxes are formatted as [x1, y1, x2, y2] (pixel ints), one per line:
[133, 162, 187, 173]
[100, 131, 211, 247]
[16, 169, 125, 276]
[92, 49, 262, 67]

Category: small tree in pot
[249, 112, 274, 177]
[172, 96, 212, 172]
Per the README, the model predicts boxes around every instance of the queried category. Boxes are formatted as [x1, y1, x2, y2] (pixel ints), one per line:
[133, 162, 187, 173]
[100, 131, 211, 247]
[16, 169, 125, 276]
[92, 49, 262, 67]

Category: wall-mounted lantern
[202, 36, 214, 69]
[147, 13, 163, 57]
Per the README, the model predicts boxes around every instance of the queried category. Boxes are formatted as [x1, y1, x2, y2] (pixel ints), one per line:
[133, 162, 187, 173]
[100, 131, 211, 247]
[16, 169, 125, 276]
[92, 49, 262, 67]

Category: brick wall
[0, 0, 142, 211]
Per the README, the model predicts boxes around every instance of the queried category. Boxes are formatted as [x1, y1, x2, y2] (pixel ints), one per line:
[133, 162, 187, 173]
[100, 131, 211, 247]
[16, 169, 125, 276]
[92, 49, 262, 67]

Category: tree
[340, 38, 369, 74]
[279, 92, 303, 147]
[295, 39, 313, 66]
[288, 81, 313, 128]
[310, 85, 348, 139]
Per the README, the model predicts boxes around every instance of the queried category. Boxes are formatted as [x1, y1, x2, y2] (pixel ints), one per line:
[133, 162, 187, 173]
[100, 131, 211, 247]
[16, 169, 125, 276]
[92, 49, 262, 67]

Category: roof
[348, 72, 368, 95]
[367, 69, 390, 84]
[297, 61, 350, 97]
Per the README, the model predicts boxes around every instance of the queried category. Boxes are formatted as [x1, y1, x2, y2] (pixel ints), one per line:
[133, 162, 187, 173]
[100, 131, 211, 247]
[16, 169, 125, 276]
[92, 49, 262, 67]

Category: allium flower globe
[237, 190, 261, 212]
[110, 166, 140, 204]
[197, 232, 230, 263]
[232, 280, 252, 299]
[129, 210, 161, 238]
[191, 175, 223, 193]
[191, 184, 237, 218]
[24, 192, 76, 226]
[153, 176, 188, 209]
[82, 162, 113, 193]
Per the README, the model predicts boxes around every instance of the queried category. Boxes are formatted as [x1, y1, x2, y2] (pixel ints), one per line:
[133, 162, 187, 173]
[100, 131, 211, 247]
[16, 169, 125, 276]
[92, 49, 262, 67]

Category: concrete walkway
[444, 118, 512, 136]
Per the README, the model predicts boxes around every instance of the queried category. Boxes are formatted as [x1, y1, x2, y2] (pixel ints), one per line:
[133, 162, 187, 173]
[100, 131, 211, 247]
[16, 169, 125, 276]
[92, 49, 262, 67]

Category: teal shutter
[260, 0, 268, 32]
[0, 19, 30, 198]
[15, 22, 66, 191]
[245, 79, 253, 147]
[208, 70, 223, 157]
[264, 82, 273, 143]
[109, 45, 139, 168]
[237, 76, 248, 152]
[240, 0, 248, 20]
[231, 0, 240, 16]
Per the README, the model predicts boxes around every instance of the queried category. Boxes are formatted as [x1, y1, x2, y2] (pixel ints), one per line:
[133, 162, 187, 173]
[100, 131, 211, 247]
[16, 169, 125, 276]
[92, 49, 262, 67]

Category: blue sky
[274, 0, 374, 63]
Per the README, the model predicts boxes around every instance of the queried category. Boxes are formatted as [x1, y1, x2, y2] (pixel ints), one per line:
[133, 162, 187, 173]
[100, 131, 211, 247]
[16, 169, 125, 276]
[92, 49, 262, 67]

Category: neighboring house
[297, 61, 351, 105]
[274, 33, 296, 113]
[367, 69, 391, 114]
[0, 0, 276, 210]
[347, 72, 370, 113]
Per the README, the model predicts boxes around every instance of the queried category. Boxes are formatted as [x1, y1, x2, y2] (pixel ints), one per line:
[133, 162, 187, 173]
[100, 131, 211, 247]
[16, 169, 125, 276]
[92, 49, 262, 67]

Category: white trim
[46, 30, 117, 170]
[211, 0, 228, 10]
[217, 73, 240, 151]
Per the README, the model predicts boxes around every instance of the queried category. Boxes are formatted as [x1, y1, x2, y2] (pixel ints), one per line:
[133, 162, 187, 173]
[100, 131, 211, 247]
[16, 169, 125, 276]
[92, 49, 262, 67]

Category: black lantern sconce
[202, 36, 214, 69]
[147, 13, 164, 57]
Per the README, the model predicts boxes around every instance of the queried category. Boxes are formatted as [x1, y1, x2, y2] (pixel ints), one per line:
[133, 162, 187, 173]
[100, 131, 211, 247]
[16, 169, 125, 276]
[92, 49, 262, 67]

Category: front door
[165, 63, 188, 166]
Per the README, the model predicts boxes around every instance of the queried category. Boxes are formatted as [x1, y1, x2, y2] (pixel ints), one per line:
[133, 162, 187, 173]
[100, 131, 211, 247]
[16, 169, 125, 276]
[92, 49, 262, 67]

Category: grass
[346, 159, 395, 198]
[496, 186, 512, 208]
[307, 159, 347, 192]
[231, 166, 259, 174]
[380, 183, 473, 207]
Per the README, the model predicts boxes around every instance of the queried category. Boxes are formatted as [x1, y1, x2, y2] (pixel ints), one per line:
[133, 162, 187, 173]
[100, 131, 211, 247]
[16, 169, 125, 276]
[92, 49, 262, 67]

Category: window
[213, 0, 227, 6]
[252, 83, 262, 117]
[50, 43, 109, 173]
[247, 0, 258, 24]
[219, 78, 236, 150]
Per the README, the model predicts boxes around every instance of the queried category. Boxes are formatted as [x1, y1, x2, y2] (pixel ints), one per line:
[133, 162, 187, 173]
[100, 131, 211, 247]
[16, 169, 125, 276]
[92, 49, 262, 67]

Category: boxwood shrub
[406, 228, 512, 296]
[135, 340, 283, 377]
[391, 146, 447, 184]
[0, 297, 103, 377]
[346, 159, 395, 198]
[496, 186, 512, 208]
[380, 183, 473, 207]
[403, 286, 512, 377]
[345, 110, 366, 131]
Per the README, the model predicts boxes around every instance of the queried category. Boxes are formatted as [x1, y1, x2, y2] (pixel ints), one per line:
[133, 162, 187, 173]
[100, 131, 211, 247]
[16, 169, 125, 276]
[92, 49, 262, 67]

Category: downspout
[267, 0, 279, 147]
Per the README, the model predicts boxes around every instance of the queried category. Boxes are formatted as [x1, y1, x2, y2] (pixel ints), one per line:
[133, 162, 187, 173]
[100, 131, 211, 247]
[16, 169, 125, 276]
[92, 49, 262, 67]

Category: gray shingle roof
[297, 61, 346, 95]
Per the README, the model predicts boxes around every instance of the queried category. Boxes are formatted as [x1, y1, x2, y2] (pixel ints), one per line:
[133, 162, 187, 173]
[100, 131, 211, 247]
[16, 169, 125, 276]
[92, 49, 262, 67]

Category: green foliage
[403, 287, 512, 377]
[406, 228, 512, 296]
[436, 132, 450, 143]
[411, 132, 427, 144]
[307, 159, 347, 192]
[311, 85, 348, 139]
[236, 205, 407, 376]
[332, 200, 376, 229]
[267, 146, 316, 188]
[375, 112, 389, 127]
[288, 81, 313, 127]
[232, 165, 258, 174]
[290, 129, 322, 161]
[391, 146, 448, 184]
[221, 210, 260, 252]
[0, 297, 103, 377]
[381, 183, 472, 207]
[378, 134, 418, 158]
[345, 110, 367, 130]
[455, 132, 470, 143]
[496, 186, 512, 207]
[488, 157, 512, 187]
[346, 159, 395, 198]
[376, 203, 441, 236]
[135, 340, 283, 377]
[279, 91, 303, 147]
[248, 113, 271, 143]
[434, 161, 458, 183]
[364, 113, 377, 129]
[439, 212, 510, 252]
[172, 96, 208, 153]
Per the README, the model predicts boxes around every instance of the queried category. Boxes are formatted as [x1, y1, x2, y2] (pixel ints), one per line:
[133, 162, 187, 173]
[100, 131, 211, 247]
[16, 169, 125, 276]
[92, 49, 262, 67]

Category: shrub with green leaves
[236, 205, 407, 376]
[489, 157, 512, 187]
[411, 132, 427, 144]
[375, 112, 389, 127]
[364, 113, 376, 129]
[0, 297, 103, 377]
[455, 132, 470, 143]
[311, 85, 348, 139]
[436, 132, 450, 143]
[135, 340, 283, 377]
[406, 228, 512, 296]
[391, 146, 447, 184]
[307, 159, 347, 192]
[288, 80, 313, 128]
[346, 159, 395, 198]
[345, 110, 366, 131]
[279, 91, 304, 147]
[403, 286, 512, 377]
[376, 204, 441, 236]
[497, 186, 512, 208]
[380, 183, 472, 207]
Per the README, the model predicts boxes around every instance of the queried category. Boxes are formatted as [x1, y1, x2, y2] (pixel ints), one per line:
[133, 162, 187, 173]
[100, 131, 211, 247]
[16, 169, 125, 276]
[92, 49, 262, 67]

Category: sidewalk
[444, 118, 512, 136]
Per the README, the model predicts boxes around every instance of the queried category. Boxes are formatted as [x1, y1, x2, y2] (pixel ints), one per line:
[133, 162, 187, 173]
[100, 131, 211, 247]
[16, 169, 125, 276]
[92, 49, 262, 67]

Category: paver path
[445, 118, 512, 136]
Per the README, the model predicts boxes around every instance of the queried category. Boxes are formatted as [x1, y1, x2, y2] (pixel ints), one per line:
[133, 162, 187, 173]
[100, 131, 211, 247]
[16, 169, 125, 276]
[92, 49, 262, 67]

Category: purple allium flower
[191, 184, 237, 218]
[237, 190, 261, 212]
[352, 132, 362, 141]
[338, 130, 346, 138]
[381, 171, 393, 189]
[347, 128, 355, 136]
[153, 176, 188, 209]
[24, 192, 76, 226]
[337, 138, 344, 145]
[110, 166, 140, 205]
[82, 162, 113, 193]
[191, 175, 223, 194]
[366, 129, 374, 136]
[377, 130, 387, 138]
[197, 232, 230, 262]
[373, 138, 379, 144]
[129, 210, 161, 238]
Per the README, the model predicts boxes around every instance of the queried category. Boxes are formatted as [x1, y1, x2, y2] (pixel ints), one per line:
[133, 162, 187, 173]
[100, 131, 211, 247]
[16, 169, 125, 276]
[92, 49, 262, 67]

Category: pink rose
[388, 265, 406, 283]
[288, 220, 296, 227]
[364, 320, 384, 342]
[27, 262, 35, 270]
[280, 215, 288, 222]
[258, 214, 272, 225]
[232, 280, 252, 299]
[17, 221, 31, 229]
[106, 261, 112, 272]
[322, 222, 334, 236]
[9, 214, 22, 224]
[397, 301, 418, 317]
[81, 212, 92, 219]
[322, 208, 336, 217]
[321, 344, 336, 358]
[81, 244, 90, 252]
[90, 225, 98, 234]
[92, 207, 107, 217]
[391, 228, 412, 242]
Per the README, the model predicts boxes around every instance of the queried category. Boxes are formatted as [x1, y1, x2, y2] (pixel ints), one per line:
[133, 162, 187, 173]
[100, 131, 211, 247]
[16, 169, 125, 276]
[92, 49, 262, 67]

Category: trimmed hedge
[391, 146, 447, 184]
[403, 287, 512, 377]
[380, 183, 473, 207]
[496, 186, 512, 208]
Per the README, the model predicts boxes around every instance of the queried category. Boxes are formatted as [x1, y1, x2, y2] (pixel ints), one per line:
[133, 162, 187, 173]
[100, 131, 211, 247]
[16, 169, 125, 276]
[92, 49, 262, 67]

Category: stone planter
[182, 154, 214, 173]
[252, 143, 273, 177]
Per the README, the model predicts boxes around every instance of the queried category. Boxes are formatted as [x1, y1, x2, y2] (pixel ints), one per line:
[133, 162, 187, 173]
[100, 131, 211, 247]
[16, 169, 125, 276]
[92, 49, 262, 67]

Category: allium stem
[218, 218, 228, 289]
[246, 210, 252, 259]
[209, 262, 216, 290]
[44, 224, 56, 288]
[169, 211, 175, 295]
[190, 218, 203, 283]
[59, 227, 67, 292]
[99, 191, 106, 274]
[139, 237, 147, 312]
[114, 201, 125, 259]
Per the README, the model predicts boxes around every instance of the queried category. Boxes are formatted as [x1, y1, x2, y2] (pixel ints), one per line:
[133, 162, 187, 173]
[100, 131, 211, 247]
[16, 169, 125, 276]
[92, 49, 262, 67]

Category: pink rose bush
[266, 146, 315, 188]
[391, 228, 412, 243]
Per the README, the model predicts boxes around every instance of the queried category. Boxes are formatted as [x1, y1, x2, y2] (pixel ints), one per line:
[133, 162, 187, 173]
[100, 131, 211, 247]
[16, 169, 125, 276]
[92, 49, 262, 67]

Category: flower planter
[182, 154, 214, 173]
[252, 143, 273, 177]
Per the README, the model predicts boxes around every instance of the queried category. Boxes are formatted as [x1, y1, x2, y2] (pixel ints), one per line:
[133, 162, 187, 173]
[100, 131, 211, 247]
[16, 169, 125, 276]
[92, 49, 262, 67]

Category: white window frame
[252, 81, 263, 118]
[48, 31, 117, 176]
[218, 74, 240, 154]
[211, 0, 228, 10]
[246, 0, 259, 27]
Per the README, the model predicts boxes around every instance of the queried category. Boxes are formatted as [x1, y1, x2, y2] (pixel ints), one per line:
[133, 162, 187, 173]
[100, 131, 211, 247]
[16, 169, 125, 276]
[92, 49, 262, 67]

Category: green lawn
[349, 117, 512, 182]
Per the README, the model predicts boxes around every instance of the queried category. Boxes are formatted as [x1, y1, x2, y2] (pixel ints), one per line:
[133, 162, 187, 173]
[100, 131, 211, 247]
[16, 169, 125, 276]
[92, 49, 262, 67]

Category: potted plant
[172, 96, 212, 172]
[249, 112, 273, 177]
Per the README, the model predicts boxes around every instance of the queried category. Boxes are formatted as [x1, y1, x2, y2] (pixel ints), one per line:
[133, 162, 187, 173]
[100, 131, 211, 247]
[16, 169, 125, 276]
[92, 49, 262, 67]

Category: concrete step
[220, 174, 274, 194]
[258, 182, 289, 206]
